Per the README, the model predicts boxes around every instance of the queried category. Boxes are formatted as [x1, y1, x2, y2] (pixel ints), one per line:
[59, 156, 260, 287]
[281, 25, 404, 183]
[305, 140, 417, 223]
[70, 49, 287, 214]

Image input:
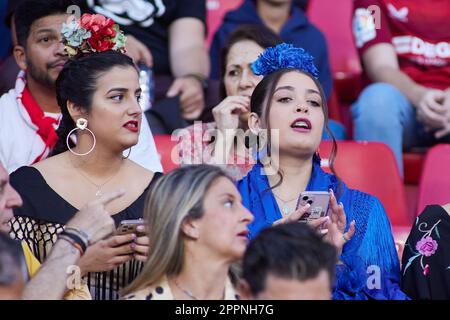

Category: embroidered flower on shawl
[415, 236, 438, 257]
[403, 219, 441, 277]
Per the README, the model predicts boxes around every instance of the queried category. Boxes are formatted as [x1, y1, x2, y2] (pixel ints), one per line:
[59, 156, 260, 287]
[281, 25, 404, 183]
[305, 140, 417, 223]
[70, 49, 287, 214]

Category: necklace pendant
[282, 203, 291, 216]
[95, 190, 102, 197]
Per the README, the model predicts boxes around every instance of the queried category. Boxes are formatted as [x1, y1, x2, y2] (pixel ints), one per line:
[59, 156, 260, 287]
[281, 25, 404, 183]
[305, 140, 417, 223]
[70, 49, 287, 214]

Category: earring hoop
[66, 118, 96, 156]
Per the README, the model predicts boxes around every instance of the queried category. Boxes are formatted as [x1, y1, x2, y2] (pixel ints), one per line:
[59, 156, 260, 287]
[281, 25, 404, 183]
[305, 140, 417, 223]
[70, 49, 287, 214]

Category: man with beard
[0, 0, 162, 174]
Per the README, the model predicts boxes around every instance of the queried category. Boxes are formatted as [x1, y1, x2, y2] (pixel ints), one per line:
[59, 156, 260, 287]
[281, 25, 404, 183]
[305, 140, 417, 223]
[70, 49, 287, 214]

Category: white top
[43, 112, 60, 120]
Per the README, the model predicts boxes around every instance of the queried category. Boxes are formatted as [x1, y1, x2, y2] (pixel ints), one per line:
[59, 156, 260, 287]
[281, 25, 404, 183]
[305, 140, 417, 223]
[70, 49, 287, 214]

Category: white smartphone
[296, 191, 330, 222]
[116, 219, 145, 235]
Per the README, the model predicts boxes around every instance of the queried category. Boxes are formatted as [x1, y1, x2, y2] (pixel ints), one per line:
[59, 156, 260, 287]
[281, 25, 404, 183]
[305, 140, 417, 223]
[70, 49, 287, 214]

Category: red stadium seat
[403, 152, 426, 185]
[416, 144, 450, 215]
[308, 1, 425, 184]
[327, 89, 343, 123]
[307, 0, 363, 101]
[318, 141, 412, 229]
[153, 134, 180, 173]
[307, 0, 363, 135]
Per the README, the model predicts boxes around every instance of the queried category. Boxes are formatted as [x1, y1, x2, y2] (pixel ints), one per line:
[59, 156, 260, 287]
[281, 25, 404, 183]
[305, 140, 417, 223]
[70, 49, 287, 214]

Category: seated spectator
[0, 0, 162, 174]
[122, 165, 253, 300]
[210, 0, 333, 99]
[240, 222, 336, 300]
[401, 204, 450, 300]
[178, 25, 282, 180]
[82, 0, 213, 133]
[237, 43, 408, 299]
[0, 233, 26, 300]
[178, 25, 345, 181]
[351, 0, 450, 176]
[1, 159, 122, 300]
[9, 14, 162, 300]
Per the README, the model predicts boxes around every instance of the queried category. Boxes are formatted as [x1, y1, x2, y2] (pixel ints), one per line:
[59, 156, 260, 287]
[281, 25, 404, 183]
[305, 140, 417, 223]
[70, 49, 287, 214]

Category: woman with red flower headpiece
[9, 13, 161, 300]
[80, 14, 117, 51]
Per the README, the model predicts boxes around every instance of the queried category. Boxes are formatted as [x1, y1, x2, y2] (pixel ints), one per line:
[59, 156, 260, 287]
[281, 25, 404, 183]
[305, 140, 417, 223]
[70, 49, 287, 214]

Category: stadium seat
[416, 144, 450, 215]
[308, 0, 425, 183]
[307, 0, 363, 135]
[318, 141, 412, 228]
[318, 141, 413, 257]
[403, 152, 426, 185]
[153, 134, 180, 173]
[327, 89, 343, 123]
[307, 0, 363, 101]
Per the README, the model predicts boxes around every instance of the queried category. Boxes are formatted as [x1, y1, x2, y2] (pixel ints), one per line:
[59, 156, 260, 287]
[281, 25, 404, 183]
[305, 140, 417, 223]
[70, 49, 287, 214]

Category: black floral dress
[401, 205, 450, 300]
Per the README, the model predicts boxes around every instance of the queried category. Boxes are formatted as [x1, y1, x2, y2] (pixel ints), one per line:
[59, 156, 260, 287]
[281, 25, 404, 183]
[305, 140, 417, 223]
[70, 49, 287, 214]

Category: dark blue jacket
[209, 0, 332, 98]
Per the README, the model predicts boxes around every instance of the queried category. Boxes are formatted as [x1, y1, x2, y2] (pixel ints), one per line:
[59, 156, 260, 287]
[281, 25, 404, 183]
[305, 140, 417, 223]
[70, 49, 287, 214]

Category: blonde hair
[122, 165, 233, 295]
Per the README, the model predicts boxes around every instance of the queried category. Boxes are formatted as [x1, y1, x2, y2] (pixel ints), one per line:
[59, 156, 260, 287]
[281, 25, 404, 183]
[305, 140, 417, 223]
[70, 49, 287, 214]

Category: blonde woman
[122, 165, 253, 300]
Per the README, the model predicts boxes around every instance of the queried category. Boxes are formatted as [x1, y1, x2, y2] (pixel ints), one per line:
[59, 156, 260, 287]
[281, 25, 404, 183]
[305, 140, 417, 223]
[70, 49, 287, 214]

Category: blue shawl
[237, 156, 409, 300]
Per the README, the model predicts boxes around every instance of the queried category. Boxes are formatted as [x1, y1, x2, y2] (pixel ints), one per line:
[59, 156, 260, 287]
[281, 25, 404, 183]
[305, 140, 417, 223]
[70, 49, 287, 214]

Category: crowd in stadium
[0, 0, 449, 300]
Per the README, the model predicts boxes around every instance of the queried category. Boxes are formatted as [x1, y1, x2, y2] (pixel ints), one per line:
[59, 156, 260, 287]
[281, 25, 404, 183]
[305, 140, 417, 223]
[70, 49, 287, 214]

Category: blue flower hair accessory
[251, 43, 319, 78]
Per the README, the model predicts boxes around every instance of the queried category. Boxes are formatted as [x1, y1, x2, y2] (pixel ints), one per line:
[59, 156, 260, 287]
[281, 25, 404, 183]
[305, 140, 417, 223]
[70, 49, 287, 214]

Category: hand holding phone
[296, 191, 330, 222]
[322, 189, 356, 256]
[116, 219, 146, 235]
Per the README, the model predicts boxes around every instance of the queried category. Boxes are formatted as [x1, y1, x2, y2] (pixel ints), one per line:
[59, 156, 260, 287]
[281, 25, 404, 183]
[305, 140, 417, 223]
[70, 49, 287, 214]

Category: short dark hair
[4, 0, 21, 29]
[0, 232, 25, 286]
[14, 0, 76, 47]
[242, 223, 337, 296]
[219, 24, 282, 99]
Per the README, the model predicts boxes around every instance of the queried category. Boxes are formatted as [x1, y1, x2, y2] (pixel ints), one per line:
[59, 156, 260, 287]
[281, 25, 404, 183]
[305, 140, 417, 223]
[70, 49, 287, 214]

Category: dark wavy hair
[250, 68, 342, 194]
[52, 50, 136, 155]
[243, 222, 336, 296]
[218, 24, 282, 100]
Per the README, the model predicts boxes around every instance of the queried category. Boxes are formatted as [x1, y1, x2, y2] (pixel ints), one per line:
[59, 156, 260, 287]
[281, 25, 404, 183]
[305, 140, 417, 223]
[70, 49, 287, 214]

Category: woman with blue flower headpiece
[178, 26, 346, 182]
[237, 43, 409, 300]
